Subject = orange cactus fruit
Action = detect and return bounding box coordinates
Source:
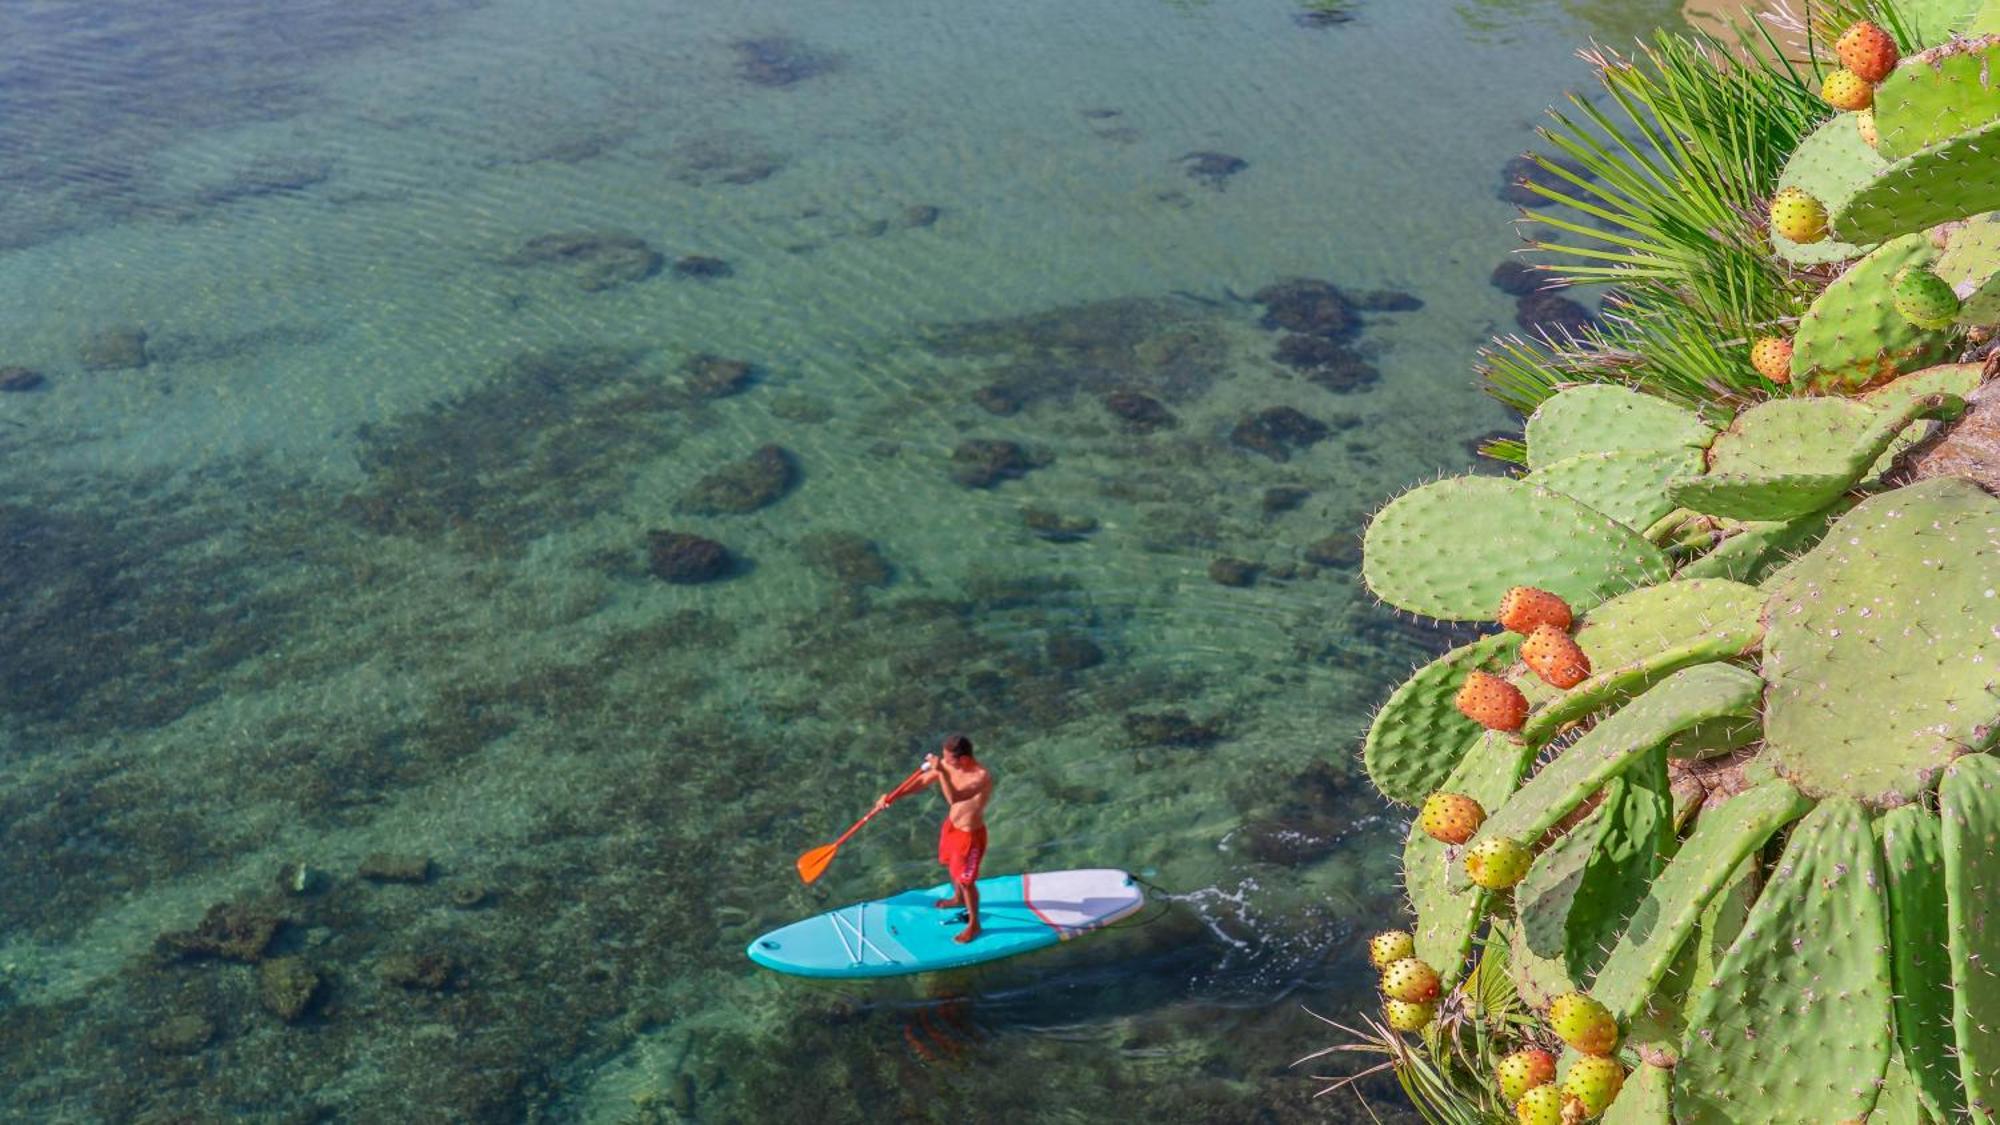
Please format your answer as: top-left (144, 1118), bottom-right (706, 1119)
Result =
top-left (1522, 625), bottom-right (1591, 689)
top-left (1836, 20), bottom-right (1898, 83)
top-left (1455, 671), bottom-right (1528, 731)
top-left (1749, 336), bottom-right (1793, 384)
top-left (1419, 791), bottom-right (1487, 845)
top-left (1497, 586), bottom-right (1573, 635)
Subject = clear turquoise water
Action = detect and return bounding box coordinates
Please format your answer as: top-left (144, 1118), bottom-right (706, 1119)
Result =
top-left (0, 0), bottom-right (1679, 1119)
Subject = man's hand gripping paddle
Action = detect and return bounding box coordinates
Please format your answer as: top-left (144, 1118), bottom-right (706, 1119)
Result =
top-left (795, 763), bottom-right (929, 884)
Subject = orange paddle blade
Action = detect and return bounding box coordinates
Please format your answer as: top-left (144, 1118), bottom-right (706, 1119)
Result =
top-left (796, 842), bottom-right (840, 884)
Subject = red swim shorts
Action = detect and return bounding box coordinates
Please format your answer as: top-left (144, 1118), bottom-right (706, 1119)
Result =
top-left (938, 821), bottom-right (987, 884)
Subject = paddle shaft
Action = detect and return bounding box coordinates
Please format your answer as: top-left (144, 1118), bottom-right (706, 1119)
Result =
top-left (829, 764), bottom-right (930, 848)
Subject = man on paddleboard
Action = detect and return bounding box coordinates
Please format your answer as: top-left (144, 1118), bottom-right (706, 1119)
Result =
top-left (875, 734), bottom-right (993, 943)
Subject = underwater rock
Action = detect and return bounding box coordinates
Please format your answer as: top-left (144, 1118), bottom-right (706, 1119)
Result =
top-left (1515, 292), bottom-right (1594, 338)
top-left (504, 232), bottom-right (662, 292)
top-left (1252, 278), bottom-right (1356, 338)
top-left (80, 326), bottom-right (148, 370)
top-left (972, 384), bottom-right (1022, 416)
top-left (647, 530), bottom-right (736, 584)
top-left (682, 353), bottom-right (755, 400)
top-left (257, 957), bottom-right (324, 1023)
top-left (1304, 533), bottom-right (1362, 570)
top-left (1262, 485), bottom-right (1311, 514)
top-left (733, 36), bottom-right (838, 87)
top-left (197, 156), bottom-right (334, 206)
top-left (358, 853), bottom-right (432, 884)
top-left (671, 255), bottom-right (732, 280)
top-left (925, 296), bottom-right (1227, 406)
top-left (678, 444), bottom-right (798, 515)
top-left (1239, 810), bottom-right (1345, 865)
top-left (1490, 259), bottom-right (1543, 296)
top-left (1293, 6), bottom-right (1356, 28)
top-left (449, 884), bottom-right (492, 910)
top-left (1044, 631), bottom-right (1104, 672)
top-left (1272, 335), bottom-right (1380, 392)
top-left (1123, 710), bottom-right (1223, 747)
top-left (1208, 557), bottom-right (1260, 587)
top-left (156, 902), bottom-right (285, 963)
top-left (1101, 390), bottom-right (1177, 432)
top-left (1230, 406), bottom-right (1331, 462)
top-left (1022, 508), bottom-right (1097, 542)
top-left (667, 132), bottom-right (786, 186)
top-left (950, 439), bottom-right (1046, 489)
top-left (1498, 154), bottom-right (1591, 207)
top-left (797, 531), bottom-right (892, 589)
top-left (0, 366), bottom-right (45, 392)
top-left (1348, 288), bottom-right (1422, 312)
top-left (145, 1014), bottom-right (216, 1055)
top-left (380, 950), bottom-right (460, 991)
top-left (1180, 151), bottom-right (1248, 189)
top-left (899, 204), bottom-right (942, 229)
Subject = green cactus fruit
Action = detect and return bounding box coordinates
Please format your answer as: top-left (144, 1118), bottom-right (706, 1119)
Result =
top-left (1496, 1048), bottom-right (1558, 1103)
top-left (1418, 791), bottom-right (1486, 844)
top-left (1935, 215), bottom-right (2000, 324)
top-left (1481, 664), bottom-right (1762, 853)
top-left (1464, 835), bottom-right (1532, 889)
top-left (1674, 799), bottom-right (1894, 1124)
top-left (1768, 186), bottom-right (1828, 243)
top-left (1833, 117), bottom-right (2000, 244)
top-left (1405, 731), bottom-right (1537, 984)
top-left (1878, 805), bottom-right (1960, 1119)
top-left (1760, 478), bottom-right (2000, 805)
top-left (1550, 992), bottom-right (1619, 1055)
top-left (1522, 384), bottom-right (1712, 471)
top-left (1379, 956), bottom-right (1441, 1003)
top-left (1382, 997), bottom-right (1434, 1032)
top-left (1367, 930), bottom-right (1415, 971)
top-left (1792, 233), bottom-right (1954, 390)
top-left (1512, 579), bottom-right (1766, 744)
top-left (1771, 113), bottom-right (1890, 265)
top-left (1666, 391), bottom-right (1962, 522)
top-left (1361, 476), bottom-right (1671, 621)
top-left (1525, 447), bottom-right (1703, 534)
top-left (1590, 780), bottom-right (1815, 1023)
top-left (1515, 1083), bottom-right (1565, 1125)
top-left (1821, 67), bottom-right (1875, 111)
top-left (1562, 1055), bottom-right (1626, 1116)
top-left (1364, 632), bottom-right (1520, 803)
top-left (1599, 1061), bottom-right (1672, 1125)
top-left (1870, 35), bottom-right (2000, 161)
top-left (1942, 754), bottom-right (2000, 1113)
top-left (1893, 265), bottom-right (1963, 328)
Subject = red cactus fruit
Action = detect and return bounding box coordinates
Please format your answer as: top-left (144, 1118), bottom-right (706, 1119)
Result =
top-left (1522, 624), bottom-right (1591, 689)
top-left (1497, 586), bottom-right (1573, 635)
top-left (1495, 1048), bottom-right (1558, 1103)
top-left (1379, 957), bottom-right (1442, 1003)
top-left (1836, 20), bottom-right (1898, 83)
top-left (1456, 671), bottom-right (1528, 731)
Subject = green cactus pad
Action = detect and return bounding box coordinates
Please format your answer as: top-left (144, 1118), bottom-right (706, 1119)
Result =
top-left (1942, 753), bottom-right (2000, 1115)
top-left (1666, 391), bottom-right (1963, 521)
top-left (1936, 216), bottom-right (2000, 324)
top-left (1791, 233), bottom-right (1955, 390)
top-left (1860, 360), bottom-right (1986, 416)
top-left (1477, 663), bottom-right (1763, 851)
top-left (1660, 713), bottom-right (1761, 758)
top-left (1880, 804), bottom-right (1964, 1119)
top-left (1591, 780), bottom-right (1815, 1023)
top-left (1364, 631), bottom-right (1521, 804)
top-left (1771, 111), bottom-right (1891, 265)
top-left (1404, 730), bottom-right (1537, 986)
top-left (1677, 504), bottom-right (1848, 585)
top-left (1674, 799), bottom-right (1895, 1125)
top-left (1361, 476), bottom-right (1672, 621)
top-left (1509, 803), bottom-right (1605, 1007)
top-left (1761, 478), bottom-right (2000, 805)
top-left (1874, 1049), bottom-right (1943, 1125)
top-left (1511, 757), bottom-right (1671, 1004)
top-left (1873, 36), bottom-right (2000, 162)
top-left (1601, 1061), bottom-right (1672, 1125)
top-left (1523, 384), bottom-right (1713, 471)
top-left (1515, 579), bottom-right (1766, 743)
top-left (1833, 117), bottom-right (2000, 246)
top-left (1901, 0), bottom-right (1998, 44)
top-left (1525, 447), bottom-right (1704, 532)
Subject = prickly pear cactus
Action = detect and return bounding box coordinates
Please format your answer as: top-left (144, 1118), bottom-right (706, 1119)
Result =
top-left (1870, 35), bottom-right (2000, 161)
top-left (1770, 111), bottom-right (1888, 265)
top-left (1790, 232), bottom-right (1956, 389)
top-left (1833, 117), bottom-right (2000, 243)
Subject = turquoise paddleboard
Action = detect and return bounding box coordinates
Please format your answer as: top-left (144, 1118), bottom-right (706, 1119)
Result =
top-left (748, 868), bottom-right (1146, 979)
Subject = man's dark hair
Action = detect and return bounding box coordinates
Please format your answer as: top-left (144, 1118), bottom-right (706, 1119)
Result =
top-left (942, 734), bottom-right (973, 758)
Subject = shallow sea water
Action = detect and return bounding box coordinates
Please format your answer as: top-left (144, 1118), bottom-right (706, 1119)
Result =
top-left (0, 0), bottom-right (1681, 1120)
